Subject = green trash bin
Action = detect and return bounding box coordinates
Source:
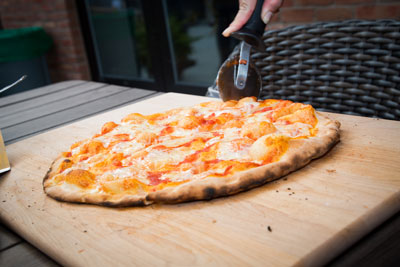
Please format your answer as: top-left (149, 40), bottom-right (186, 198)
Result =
top-left (0, 27), bottom-right (53, 97)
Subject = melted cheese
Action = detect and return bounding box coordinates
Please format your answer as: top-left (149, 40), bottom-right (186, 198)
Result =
top-left (53, 97), bottom-right (319, 193)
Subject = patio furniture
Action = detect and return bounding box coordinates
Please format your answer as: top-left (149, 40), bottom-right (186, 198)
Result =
top-left (254, 19), bottom-right (400, 120)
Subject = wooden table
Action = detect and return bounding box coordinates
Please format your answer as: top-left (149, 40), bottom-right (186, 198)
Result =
top-left (0, 81), bottom-right (399, 266)
top-left (0, 80), bottom-right (160, 266)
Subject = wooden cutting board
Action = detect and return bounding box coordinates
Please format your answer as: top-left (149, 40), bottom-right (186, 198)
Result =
top-left (1, 93), bottom-right (400, 266)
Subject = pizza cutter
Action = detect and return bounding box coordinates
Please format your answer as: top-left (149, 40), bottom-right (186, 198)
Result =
top-left (217, 0), bottom-right (266, 101)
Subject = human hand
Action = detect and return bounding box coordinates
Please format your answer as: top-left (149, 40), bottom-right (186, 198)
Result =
top-left (222, 0), bottom-right (283, 37)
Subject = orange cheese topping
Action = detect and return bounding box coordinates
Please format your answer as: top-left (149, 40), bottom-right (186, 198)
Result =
top-left (55, 97), bottom-right (319, 193)
top-left (57, 169), bottom-right (96, 188)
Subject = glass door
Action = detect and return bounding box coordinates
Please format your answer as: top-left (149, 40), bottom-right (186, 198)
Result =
top-left (78, 0), bottom-right (238, 95)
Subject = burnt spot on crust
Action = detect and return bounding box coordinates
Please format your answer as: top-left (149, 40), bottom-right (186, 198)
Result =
top-left (63, 159), bottom-right (72, 163)
top-left (280, 162), bottom-right (293, 172)
top-left (239, 178), bottom-right (264, 191)
top-left (314, 146), bottom-right (324, 157)
top-left (203, 187), bottom-right (217, 200)
top-left (102, 201), bottom-right (118, 207)
top-left (237, 171), bottom-right (277, 193)
top-left (101, 200), bottom-right (147, 207)
top-left (42, 160), bottom-right (56, 186)
top-left (218, 185), bottom-right (229, 196)
top-left (43, 168), bottom-right (52, 184)
top-left (291, 155), bottom-right (303, 169)
top-left (52, 195), bottom-right (65, 203)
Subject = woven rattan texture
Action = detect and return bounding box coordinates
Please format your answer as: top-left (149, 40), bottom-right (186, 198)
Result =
top-left (252, 19), bottom-right (400, 120)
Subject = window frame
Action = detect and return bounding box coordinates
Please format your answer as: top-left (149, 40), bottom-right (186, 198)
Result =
top-left (76, 0), bottom-right (208, 95)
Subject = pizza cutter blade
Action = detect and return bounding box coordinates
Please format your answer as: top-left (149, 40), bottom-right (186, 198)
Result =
top-left (217, 0), bottom-right (266, 101)
top-left (217, 43), bottom-right (262, 101)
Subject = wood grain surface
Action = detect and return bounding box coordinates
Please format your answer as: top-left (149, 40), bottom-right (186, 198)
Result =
top-left (1, 93), bottom-right (399, 267)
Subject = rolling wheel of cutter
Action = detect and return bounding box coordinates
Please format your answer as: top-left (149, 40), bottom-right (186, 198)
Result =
top-left (217, 53), bottom-right (262, 101)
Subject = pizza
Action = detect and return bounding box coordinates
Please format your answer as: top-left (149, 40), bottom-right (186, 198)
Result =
top-left (43, 97), bottom-right (340, 207)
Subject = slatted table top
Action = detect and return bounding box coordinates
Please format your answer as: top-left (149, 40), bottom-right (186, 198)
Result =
top-left (0, 80), bottom-right (399, 267)
top-left (0, 80), bottom-right (159, 266)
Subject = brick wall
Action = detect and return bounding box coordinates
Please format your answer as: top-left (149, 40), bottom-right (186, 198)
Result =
top-left (0, 0), bottom-right (90, 82)
top-left (269, 0), bottom-right (400, 29)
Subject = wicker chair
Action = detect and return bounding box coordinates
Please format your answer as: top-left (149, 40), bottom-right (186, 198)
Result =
top-left (253, 19), bottom-right (400, 120)
top-left (211, 19), bottom-right (400, 120)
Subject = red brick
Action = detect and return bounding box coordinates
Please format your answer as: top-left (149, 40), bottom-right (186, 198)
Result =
top-left (356, 5), bottom-right (400, 19)
top-left (280, 8), bottom-right (314, 22)
top-left (0, 0), bottom-right (90, 83)
top-left (60, 39), bottom-right (75, 47)
top-left (267, 22), bottom-right (293, 30)
top-left (336, 0), bottom-right (375, 4)
top-left (269, 12), bottom-right (280, 23)
top-left (47, 11), bottom-right (69, 21)
top-left (315, 7), bottom-right (354, 21)
top-left (67, 73), bottom-right (88, 80)
top-left (297, 0), bottom-right (333, 6)
top-left (56, 19), bottom-right (70, 28)
top-left (281, 0), bottom-right (294, 8)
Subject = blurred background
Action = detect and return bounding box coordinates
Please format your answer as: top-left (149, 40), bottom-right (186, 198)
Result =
top-left (0, 0), bottom-right (399, 96)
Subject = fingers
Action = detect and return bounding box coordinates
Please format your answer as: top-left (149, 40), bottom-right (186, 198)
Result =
top-left (222, 0), bottom-right (257, 37)
top-left (222, 0), bottom-right (284, 37)
top-left (261, 0), bottom-right (283, 25)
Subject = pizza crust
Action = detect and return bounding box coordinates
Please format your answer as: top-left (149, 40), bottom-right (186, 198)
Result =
top-left (43, 112), bottom-right (340, 207)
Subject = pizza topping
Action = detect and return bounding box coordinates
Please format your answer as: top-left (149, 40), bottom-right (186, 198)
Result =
top-left (80, 140), bottom-right (105, 155)
top-left (249, 135), bottom-right (289, 162)
top-left (147, 172), bottom-right (167, 186)
top-left (51, 98), bottom-right (321, 194)
top-left (101, 121), bottom-right (118, 135)
top-left (57, 159), bottom-right (73, 173)
top-left (241, 121), bottom-right (276, 140)
top-left (277, 105), bottom-right (317, 127)
top-left (64, 169), bottom-right (96, 188)
top-left (121, 112), bottom-right (146, 123)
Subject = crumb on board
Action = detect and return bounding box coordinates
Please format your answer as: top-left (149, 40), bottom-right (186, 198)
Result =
top-left (267, 226), bottom-right (272, 232)
top-left (326, 169), bottom-right (336, 173)
top-left (212, 219), bottom-right (217, 223)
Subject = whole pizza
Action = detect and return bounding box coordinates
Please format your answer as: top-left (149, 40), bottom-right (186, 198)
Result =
top-left (43, 97), bottom-right (340, 206)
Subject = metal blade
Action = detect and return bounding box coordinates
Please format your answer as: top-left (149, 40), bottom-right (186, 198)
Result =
top-left (234, 42), bottom-right (251, 90)
top-left (216, 52), bottom-right (262, 101)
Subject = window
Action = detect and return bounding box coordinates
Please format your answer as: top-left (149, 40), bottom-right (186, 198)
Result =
top-left (78, 0), bottom-right (238, 95)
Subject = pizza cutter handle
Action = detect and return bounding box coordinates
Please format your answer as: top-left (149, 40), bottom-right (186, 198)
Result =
top-left (230, 0), bottom-right (266, 52)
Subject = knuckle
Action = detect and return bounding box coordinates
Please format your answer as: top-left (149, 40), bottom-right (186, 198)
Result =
top-left (239, 0), bottom-right (250, 11)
